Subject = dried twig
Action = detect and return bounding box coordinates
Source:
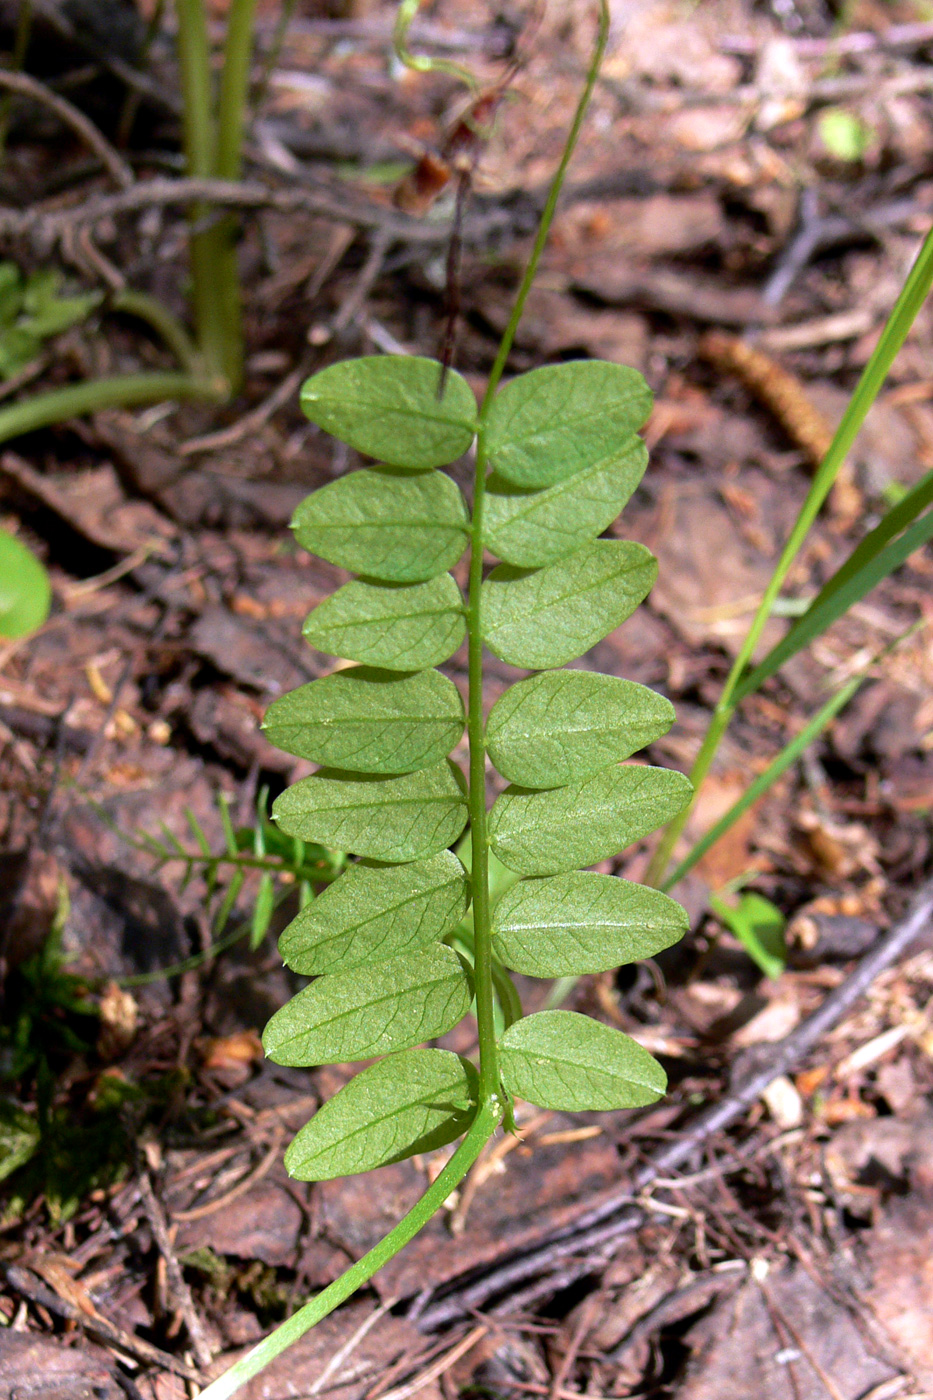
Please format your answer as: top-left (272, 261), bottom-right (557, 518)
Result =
top-left (0, 69), bottom-right (132, 189)
top-left (415, 878), bottom-right (933, 1329)
top-left (137, 1171), bottom-right (214, 1370)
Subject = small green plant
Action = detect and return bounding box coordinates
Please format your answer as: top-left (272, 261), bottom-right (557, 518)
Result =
top-left (0, 261), bottom-right (101, 377)
top-left (200, 6), bottom-right (692, 1396)
top-left (0, 526), bottom-right (51, 637)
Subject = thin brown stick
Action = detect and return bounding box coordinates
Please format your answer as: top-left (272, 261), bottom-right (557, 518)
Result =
top-left (0, 68), bottom-right (132, 188)
top-left (137, 1171), bottom-right (214, 1369)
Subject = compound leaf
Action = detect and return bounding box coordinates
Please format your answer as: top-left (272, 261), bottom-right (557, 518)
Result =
top-left (485, 361), bottom-right (652, 489)
top-left (300, 355), bottom-right (477, 469)
top-left (284, 1048), bottom-right (477, 1181)
top-left (263, 667), bottom-right (465, 775)
top-left (498, 1010), bottom-right (666, 1111)
top-left (488, 765), bottom-right (692, 876)
top-left (491, 873), bottom-right (688, 977)
top-left (292, 467), bottom-right (469, 583)
top-left (279, 849), bottom-right (470, 975)
top-left (484, 439), bottom-right (647, 568)
top-left (273, 761), bottom-right (468, 863)
top-left (303, 574), bottom-right (465, 671)
top-left (482, 541), bottom-right (656, 670)
top-left (486, 671), bottom-right (674, 788)
top-left (262, 944), bottom-right (472, 1066)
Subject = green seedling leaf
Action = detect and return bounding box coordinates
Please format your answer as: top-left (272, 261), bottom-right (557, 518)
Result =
top-left (818, 108), bottom-right (871, 162)
top-left (263, 944), bottom-right (472, 1066)
top-left (489, 765), bottom-right (692, 876)
top-left (291, 467), bottom-right (469, 583)
top-left (498, 1010), bottom-right (666, 1111)
top-left (485, 361), bottom-right (652, 489)
top-left (484, 439), bottom-right (647, 567)
top-left (0, 1099), bottom-right (41, 1184)
top-left (492, 873), bottom-right (688, 977)
top-left (250, 872), bottom-right (276, 950)
top-left (284, 1049), bottom-right (477, 1181)
top-left (486, 670), bottom-right (674, 788)
top-left (483, 541), bottom-right (656, 670)
top-left (303, 574), bottom-right (465, 671)
top-left (0, 529), bottom-right (51, 638)
top-left (273, 761), bottom-right (468, 864)
top-left (709, 890), bottom-right (787, 980)
top-left (300, 355), bottom-right (477, 469)
top-left (279, 849), bottom-right (470, 974)
top-left (263, 667), bottom-right (465, 775)
top-left (0, 263), bottom-right (24, 325)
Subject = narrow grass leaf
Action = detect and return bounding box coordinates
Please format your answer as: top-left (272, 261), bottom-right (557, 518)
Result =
top-left (300, 355), bottom-right (477, 469)
top-left (291, 467), bottom-right (469, 583)
top-left (486, 670), bottom-right (673, 788)
top-left (489, 765), bottom-right (692, 876)
top-left (498, 1010), bottom-right (666, 1110)
top-left (279, 850), bottom-right (470, 974)
top-left (735, 501), bottom-right (933, 702)
top-left (250, 872), bottom-right (275, 950)
top-left (485, 361), bottom-right (652, 489)
top-left (284, 1049), bottom-right (477, 1181)
top-left (273, 761), bottom-right (468, 863)
top-left (483, 541), bottom-right (657, 670)
top-left (262, 944), bottom-right (472, 1066)
top-left (303, 574), bottom-right (465, 671)
top-left (492, 873), bottom-right (688, 977)
top-left (484, 439), bottom-right (647, 567)
top-left (263, 667), bottom-right (465, 775)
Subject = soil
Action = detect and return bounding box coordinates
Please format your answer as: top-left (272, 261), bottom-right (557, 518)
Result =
top-left (0, 1), bottom-right (932, 1397)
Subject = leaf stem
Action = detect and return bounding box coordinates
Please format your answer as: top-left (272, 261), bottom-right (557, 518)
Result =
top-left (645, 217), bottom-right (933, 888)
top-left (195, 1099), bottom-right (502, 1400)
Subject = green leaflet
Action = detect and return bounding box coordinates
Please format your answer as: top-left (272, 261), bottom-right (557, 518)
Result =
top-left (284, 1049), bottom-right (478, 1181)
top-left (263, 667), bottom-right (465, 775)
top-left (486, 671), bottom-right (674, 789)
top-left (300, 355), bottom-right (477, 470)
top-left (482, 541), bottom-right (657, 670)
top-left (273, 761), bottom-right (468, 863)
top-left (291, 467), bottom-right (469, 583)
top-left (488, 765), bottom-right (692, 876)
top-left (498, 1010), bottom-right (667, 1111)
top-left (303, 574), bottom-right (465, 671)
top-left (263, 944), bottom-right (472, 1066)
top-left (491, 873), bottom-right (688, 977)
top-left (484, 439), bottom-right (647, 568)
top-left (279, 850), bottom-right (470, 975)
top-left (485, 361), bottom-right (652, 489)
top-left (0, 529), bottom-right (52, 639)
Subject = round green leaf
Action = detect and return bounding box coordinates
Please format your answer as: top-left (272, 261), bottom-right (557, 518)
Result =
top-left (484, 438), bottom-right (647, 568)
top-left (284, 1049), bottom-right (478, 1181)
top-left (0, 529), bottom-right (51, 638)
top-left (279, 850), bottom-right (470, 974)
top-left (499, 1010), bottom-right (667, 1111)
top-left (488, 764), bottom-right (692, 876)
top-left (491, 873), bottom-right (688, 977)
top-left (273, 760), bottom-right (468, 863)
top-left (482, 541), bottom-right (656, 670)
top-left (486, 670), bottom-right (674, 788)
top-left (303, 574), bottom-right (465, 671)
top-left (262, 944), bottom-right (472, 1066)
top-left (263, 667), bottom-right (465, 775)
top-left (300, 355), bottom-right (477, 469)
top-left (485, 361), bottom-right (652, 489)
top-left (291, 467), bottom-right (469, 583)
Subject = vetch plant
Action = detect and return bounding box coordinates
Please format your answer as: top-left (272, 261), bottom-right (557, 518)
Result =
top-left (199, 5), bottom-right (692, 1396)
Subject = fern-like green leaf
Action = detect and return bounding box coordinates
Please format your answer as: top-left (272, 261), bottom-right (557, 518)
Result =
top-left (284, 1049), bottom-right (478, 1181)
top-left (291, 467), bottom-right (469, 582)
top-left (279, 850), bottom-right (470, 975)
top-left (486, 670), bottom-right (673, 788)
top-left (262, 944), bottom-right (472, 1066)
top-left (263, 667), bottom-right (465, 774)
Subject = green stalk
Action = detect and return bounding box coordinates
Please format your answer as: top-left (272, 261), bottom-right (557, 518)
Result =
top-left (0, 371), bottom-right (220, 446)
top-left (645, 219), bottom-right (933, 888)
top-left (466, 427), bottom-right (499, 1102)
top-left (111, 288), bottom-right (203, 375)
top-left (196, 1099), bottom-right (502, 1400)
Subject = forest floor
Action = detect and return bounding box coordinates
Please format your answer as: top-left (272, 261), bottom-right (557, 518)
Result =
top-left (1, 0), bottom-right (933, 1396)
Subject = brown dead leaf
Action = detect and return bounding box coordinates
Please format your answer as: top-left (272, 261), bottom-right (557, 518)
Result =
top-left (200, 1030), bottom-right (264, 1072)
top-left (97, 981), bottom-right (138, 1060)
